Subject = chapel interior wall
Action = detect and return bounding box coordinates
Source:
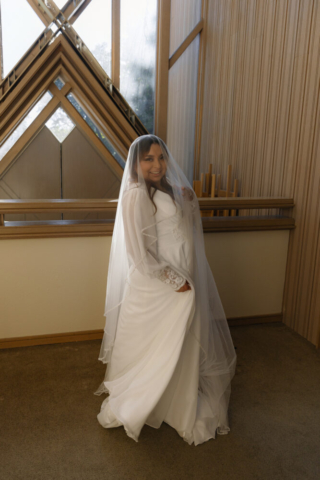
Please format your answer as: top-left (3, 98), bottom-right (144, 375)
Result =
top-left (0, 230), bottom-right (289, 341)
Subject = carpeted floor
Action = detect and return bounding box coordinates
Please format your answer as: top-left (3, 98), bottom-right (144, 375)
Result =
top-left (0, 323), bottom-right (319, 480)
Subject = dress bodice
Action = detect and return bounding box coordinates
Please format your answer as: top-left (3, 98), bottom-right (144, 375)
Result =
top-left (154, 190), bottom-right (187, 240)
top-left (153, 189), bottom-right (193, 277)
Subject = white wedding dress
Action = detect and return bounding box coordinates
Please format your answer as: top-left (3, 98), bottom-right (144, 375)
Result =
top-left (97, 188), bottom-right (230, 445)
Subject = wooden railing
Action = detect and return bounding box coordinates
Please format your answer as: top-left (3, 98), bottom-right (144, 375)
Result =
top-left (0, 197), bottom-right (295, 239)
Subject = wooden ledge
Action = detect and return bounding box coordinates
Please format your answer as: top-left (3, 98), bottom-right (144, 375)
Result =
top-left (0, 196), bottom-right (294, 214)
top-left (0, 216), bottom-right (295, 239)
top-left (202, 216), bottom-right (295, 232)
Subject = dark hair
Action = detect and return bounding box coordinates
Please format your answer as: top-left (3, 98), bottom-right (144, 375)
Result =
top-left (130, 135), bottom-right (175, 214)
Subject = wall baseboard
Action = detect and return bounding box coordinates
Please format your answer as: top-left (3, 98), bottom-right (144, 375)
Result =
top-left (0, 329), bottom-right (104, 349)
top-left (228, 313), bottom-right (282, 327)
top-left (0, 313), bottom-right (282, 349)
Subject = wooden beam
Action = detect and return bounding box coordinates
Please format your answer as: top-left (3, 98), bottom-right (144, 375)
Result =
top-left (57, 30), bottom-right (147, 135)
top-left (57, 45), bottom-right (137, 148)
top-left (0, 35), bottom-right (138, 152)
top-left (26, 0), bottom-right (50, 26)
top-left (62, 0), bottom-right (93, 24)
top-left (154, 0), bottom-right (171, 141)
top-left (59, 63), bottom-right (131, 160)
top-left (0, 28), bottom-right (56, 99)
top-left (1, 27), bottom-right (147, 137)
top-left (169, 19), bottom-right (204, 70)
top-left (58, 59), bottom-right (132, 155)
top-left (28, 0), bottom-right (93, 26)
top-left (0, 32), bottom-right (156, 182)
top-left (112, 0), bottom-right (120, 90)
top-left (49, 82), bottom-right (123, 179)
top-left (50, 81), bottom-right (72, 97)
top-left (1, 63), bottom-right (62, 143)
top-left (0, 2), bottom-right (3, 81)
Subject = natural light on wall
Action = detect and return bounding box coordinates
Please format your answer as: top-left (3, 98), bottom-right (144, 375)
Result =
top-left (1, 0), bottom-right (45, 78)
top-left (0, 92), bottom-right (53, 162)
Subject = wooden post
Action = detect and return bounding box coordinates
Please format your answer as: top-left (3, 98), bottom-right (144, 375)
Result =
top-left (211, 173), bottom-right (216, 197)
top-left (154, 0), bottom-right (171, 141)
top-left (205, 172), bottom-right (210, 195)
top-left (0, 2), bottom-right (3, 82)
top-left (211, 173), bottom-right (216, 216)
top-left (200, 172), bottom-right (205, 197)
top-left (112, 0), bottom-right (120, 90)
top-left (224, 165), bottom-right (232, 216)
top-left (193, 180), bottom-right (202, 198)
top-left (231, 178), bottom-right (239, 216)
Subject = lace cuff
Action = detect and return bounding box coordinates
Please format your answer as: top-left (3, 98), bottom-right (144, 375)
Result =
top-left (154, 266), bottom-right (186, 291)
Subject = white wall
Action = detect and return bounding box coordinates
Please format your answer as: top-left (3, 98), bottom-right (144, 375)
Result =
top-left (0, 230), bottom-right (289, 339)
top-left (204, 230), bottom-right (289, 318)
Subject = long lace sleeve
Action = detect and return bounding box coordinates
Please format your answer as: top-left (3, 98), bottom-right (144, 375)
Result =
top-left (122, 187), bottom-right (187, 291)
top-left (153, 266), bottom-right (186, 291)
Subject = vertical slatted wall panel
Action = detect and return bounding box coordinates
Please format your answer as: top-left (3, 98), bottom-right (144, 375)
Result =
top-left (283, 1), bottom-right (320, 341)
top-left (200, 0), bottom-right (320, 345)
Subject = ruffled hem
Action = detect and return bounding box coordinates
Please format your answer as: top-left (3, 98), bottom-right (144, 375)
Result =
top-left (97, 396), bottom-right (140, 442)
top-left (97, 395), bottom-right (231, 446)
top-left (96, 383), bottom-right (231, 446)
top-left (178, 422), bottom-right (230, 446)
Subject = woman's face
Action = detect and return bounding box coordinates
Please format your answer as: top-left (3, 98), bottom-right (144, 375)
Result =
top-left (139, 143), bottom-right (167, 186)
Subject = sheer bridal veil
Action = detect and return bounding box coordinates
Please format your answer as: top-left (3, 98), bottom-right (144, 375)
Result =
top-left (97, 134), bottom-right (236, 414)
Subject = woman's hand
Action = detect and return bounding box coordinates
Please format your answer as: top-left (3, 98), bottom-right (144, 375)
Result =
top-left (181, 187), bottom-right (194, 201)
top-left (176, 281), bottom-right (191, 293)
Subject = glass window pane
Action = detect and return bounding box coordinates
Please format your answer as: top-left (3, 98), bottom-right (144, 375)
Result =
top-left (73, 0), bottom-right (112, 77)
top-left (67, 93), bottom-right (125, 168)
top-left (1, 0), bottom-right (45, 78)
top-left (120, 0), bottom-right (157, 133)
top-left (0, 92), bottom-right (53, 162)
top-left (169, 0), bottom-right (201, 55)
top-left (54, 77), bottom-right (65, 90)
top-left (45, 108), bottom-right (75, 143)
top-left (167, 37), bottom-right (199, 183)
top-left (54, 0), bottom-right (68, 8)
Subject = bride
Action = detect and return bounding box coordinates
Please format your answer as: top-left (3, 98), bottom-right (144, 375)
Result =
top-left (95, 134), bottom-right (237, 445)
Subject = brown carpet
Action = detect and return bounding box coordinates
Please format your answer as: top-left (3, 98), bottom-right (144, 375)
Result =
top-left (0, 323), bottom-right (319, 480)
